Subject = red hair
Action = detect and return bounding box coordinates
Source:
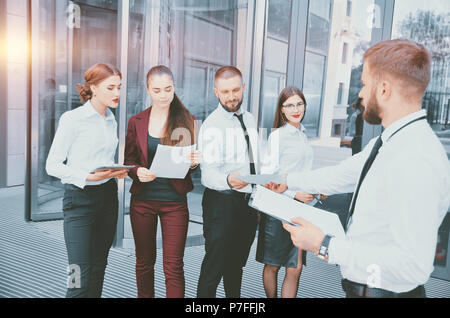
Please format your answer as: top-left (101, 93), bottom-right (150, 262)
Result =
top-left (76, 63), bottom-right (122, 103)
top-left (364, 40), bottom-right (431, 98)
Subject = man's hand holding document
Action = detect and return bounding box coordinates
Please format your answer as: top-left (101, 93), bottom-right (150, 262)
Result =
top-left (249, 185), bottom-right (345, 239)
top-left (236, 174), bottom-right (285, 185)
top-left (149, 144), bottom-right (197, 179)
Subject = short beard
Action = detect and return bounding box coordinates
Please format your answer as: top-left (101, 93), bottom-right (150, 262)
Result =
top-left (220, 98), bottom-right (243, 113)
top-left (362, 91), bottom-right (382, 125)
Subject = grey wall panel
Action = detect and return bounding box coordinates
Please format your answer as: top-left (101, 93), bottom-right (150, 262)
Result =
top-left (0, 0), bottom-right (7, 187)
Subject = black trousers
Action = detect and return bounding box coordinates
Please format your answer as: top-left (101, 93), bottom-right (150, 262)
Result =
top-left (341, 279), bottom-right (426, 298)
top-left (197, 188), bottom-right (258, 298)
top-left (63, 179), bottom-right (118, 298)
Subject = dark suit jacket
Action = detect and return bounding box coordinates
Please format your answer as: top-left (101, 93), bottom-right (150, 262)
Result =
top-left (124, 106), bottom-right (196, 195)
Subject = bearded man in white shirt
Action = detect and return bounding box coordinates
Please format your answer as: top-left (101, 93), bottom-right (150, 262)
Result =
top-left (269, 39), bottom-right (450, 298)
top-left (196, 66), bottom-right (259, 298)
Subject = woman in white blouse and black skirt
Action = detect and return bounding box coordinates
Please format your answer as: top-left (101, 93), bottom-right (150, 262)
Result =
top-left (46, 63), bottom-right (128, 298)
top-left (256, 86), bottom-right (322, 298)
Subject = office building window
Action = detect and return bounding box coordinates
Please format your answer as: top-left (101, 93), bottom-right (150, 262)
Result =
top-left (302, 0), bottom-right (332, 138)
top-left (346, 0), bottom-right (352, 17)
top-left (342, 42), bottom-right (348, 64)
top-left (338, 82), bottom-right (344, 104)
top-left (259, 0), bottom-right (292, 130)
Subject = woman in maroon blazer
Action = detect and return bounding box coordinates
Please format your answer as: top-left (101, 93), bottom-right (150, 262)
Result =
top-left (124, 65), bottom-right (200, 298)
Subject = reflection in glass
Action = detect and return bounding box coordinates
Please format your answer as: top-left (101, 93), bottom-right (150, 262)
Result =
top-left (159, 0), bottom-right (248, 122)
top-left (123, 0), bottom-right (250, 226)
top-left (302, 52), bottom-right (326, 137)
top-left (434, 213), bottom-right (449, 268)
top-left (302, 0), bottom-right (331, 138)
top-left (36, 0), bottom-right (120, 218)
top-left (259, 0), bottom-right (292, 130)
top-left (392, 0), bottom-right (450, 134)
top-left (343, 0), bottom-right (375, 151)
top-left (307, 0), bottom-right (331, 54)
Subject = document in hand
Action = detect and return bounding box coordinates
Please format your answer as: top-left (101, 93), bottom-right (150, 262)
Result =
top-left (237, 174), bottom-right (285, 185)
top-left (149, 144), bottom-right (196, 179)
top-left (249, 185), bottom-right (345, 239)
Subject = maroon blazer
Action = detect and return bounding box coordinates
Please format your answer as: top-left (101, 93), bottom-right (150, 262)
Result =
top-left (124, 106), bottom-right (196, 196)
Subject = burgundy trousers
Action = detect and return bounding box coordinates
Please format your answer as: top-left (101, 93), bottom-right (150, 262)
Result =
top-left (130, 199), bottom-right (189, 298)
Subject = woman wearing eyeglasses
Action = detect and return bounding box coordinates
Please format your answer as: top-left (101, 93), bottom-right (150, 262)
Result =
top-left (257, 86), bottom-right (322, 298)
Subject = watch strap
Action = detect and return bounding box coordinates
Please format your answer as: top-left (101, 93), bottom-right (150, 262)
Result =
top-left (318, 234), bottom-right (333, 259)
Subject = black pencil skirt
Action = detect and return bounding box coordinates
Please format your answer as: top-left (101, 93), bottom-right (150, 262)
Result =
top-left (256, 213), bottom-right (307, 268)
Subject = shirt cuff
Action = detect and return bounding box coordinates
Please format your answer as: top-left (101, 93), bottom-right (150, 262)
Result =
top-left (284, 190), bottom-right (296, 199)
top-left (226, 174), bottom-right (233, 189)
top-left (327, 237), bottom-right (351, 266)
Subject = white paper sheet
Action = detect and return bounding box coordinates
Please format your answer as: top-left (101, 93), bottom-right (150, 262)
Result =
top-left (249, 185), bottom-right (345, 239)
top-left (149, 144), bottom-right (196, 179)
top-left (237, 174), bottom-right (285, 185)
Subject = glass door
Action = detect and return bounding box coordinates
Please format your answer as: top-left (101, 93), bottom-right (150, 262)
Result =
top-left (29, 0), bottom-right (122, 221)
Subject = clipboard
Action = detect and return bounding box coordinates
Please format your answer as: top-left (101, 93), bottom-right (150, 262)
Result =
top-left (249, 185), bottom-right (345, 238)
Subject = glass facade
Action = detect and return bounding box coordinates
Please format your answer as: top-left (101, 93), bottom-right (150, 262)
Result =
top-left (32, 0), bottom-right (122, 220)
top-left (258, 0), bottom-right (292, 130)
top-left (344, 0), bottom-right (376, 145)
top-left (302, 0), bottom-right (332, 138)
top-left (391, 0), bottom-right (450, 133)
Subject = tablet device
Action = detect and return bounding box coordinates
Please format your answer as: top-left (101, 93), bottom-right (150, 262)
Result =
top-left (90, 165), bottom-right (134, 173)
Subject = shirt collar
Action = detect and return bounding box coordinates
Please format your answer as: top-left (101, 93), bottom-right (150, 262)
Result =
top-left (216, 103), bottom-right (246, 120)
top-left (381, 109), bottom-right (426, 143)
top-left (283, 122), bottom-right (306, 135)
top-left (82, 100), bottom-right (115, 121)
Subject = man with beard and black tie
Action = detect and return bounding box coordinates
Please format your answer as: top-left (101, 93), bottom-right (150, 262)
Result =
top-left (196, 66), bottom-right (259, 298)
top-left (268, 40), bottom-right (450, 298)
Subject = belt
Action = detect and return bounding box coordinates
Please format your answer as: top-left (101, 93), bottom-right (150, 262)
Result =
top-left (208, 188), bottom-right (252, 202)
top-left (341, 279), bottom-right (425, 298)
top-left (64, 178), bottom-right (116, 191)
top-left (232, 191), bottom-right (252, 202)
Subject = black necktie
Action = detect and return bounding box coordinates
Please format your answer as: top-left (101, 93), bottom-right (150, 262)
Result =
top-left (345, 136), bottom-right (383, 231)
top-left (344, 115), bottom-right (426, 231)
top-left (234, 113), bottom-right (256, 175)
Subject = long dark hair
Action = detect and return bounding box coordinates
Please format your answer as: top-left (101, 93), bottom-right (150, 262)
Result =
top-left (146, 65), bottom-right (196, 147)
top-left (272, 86), bottom-right (307, 129)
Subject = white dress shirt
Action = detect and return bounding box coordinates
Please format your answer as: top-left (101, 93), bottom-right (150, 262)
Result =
top-left (46, 101), bottom-right (119, 189)
top-left (261, 123), bottom-right (314, 199)
top-left (287, 109), bottom-right (450, 293)
top-left (199, 104), bottom-right (260, 193)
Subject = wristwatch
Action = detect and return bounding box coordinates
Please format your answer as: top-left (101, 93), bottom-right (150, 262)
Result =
top-left (317, 234), bottom-right (334, 260)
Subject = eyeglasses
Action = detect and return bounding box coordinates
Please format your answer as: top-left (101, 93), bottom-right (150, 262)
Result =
top-left (282, 102), bottom-right (305, 111)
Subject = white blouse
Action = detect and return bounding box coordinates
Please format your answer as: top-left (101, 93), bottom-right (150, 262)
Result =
top-left (262, 123), bottom-right (314, 199)
top-left (46, 101), bottom-right (118, 189)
